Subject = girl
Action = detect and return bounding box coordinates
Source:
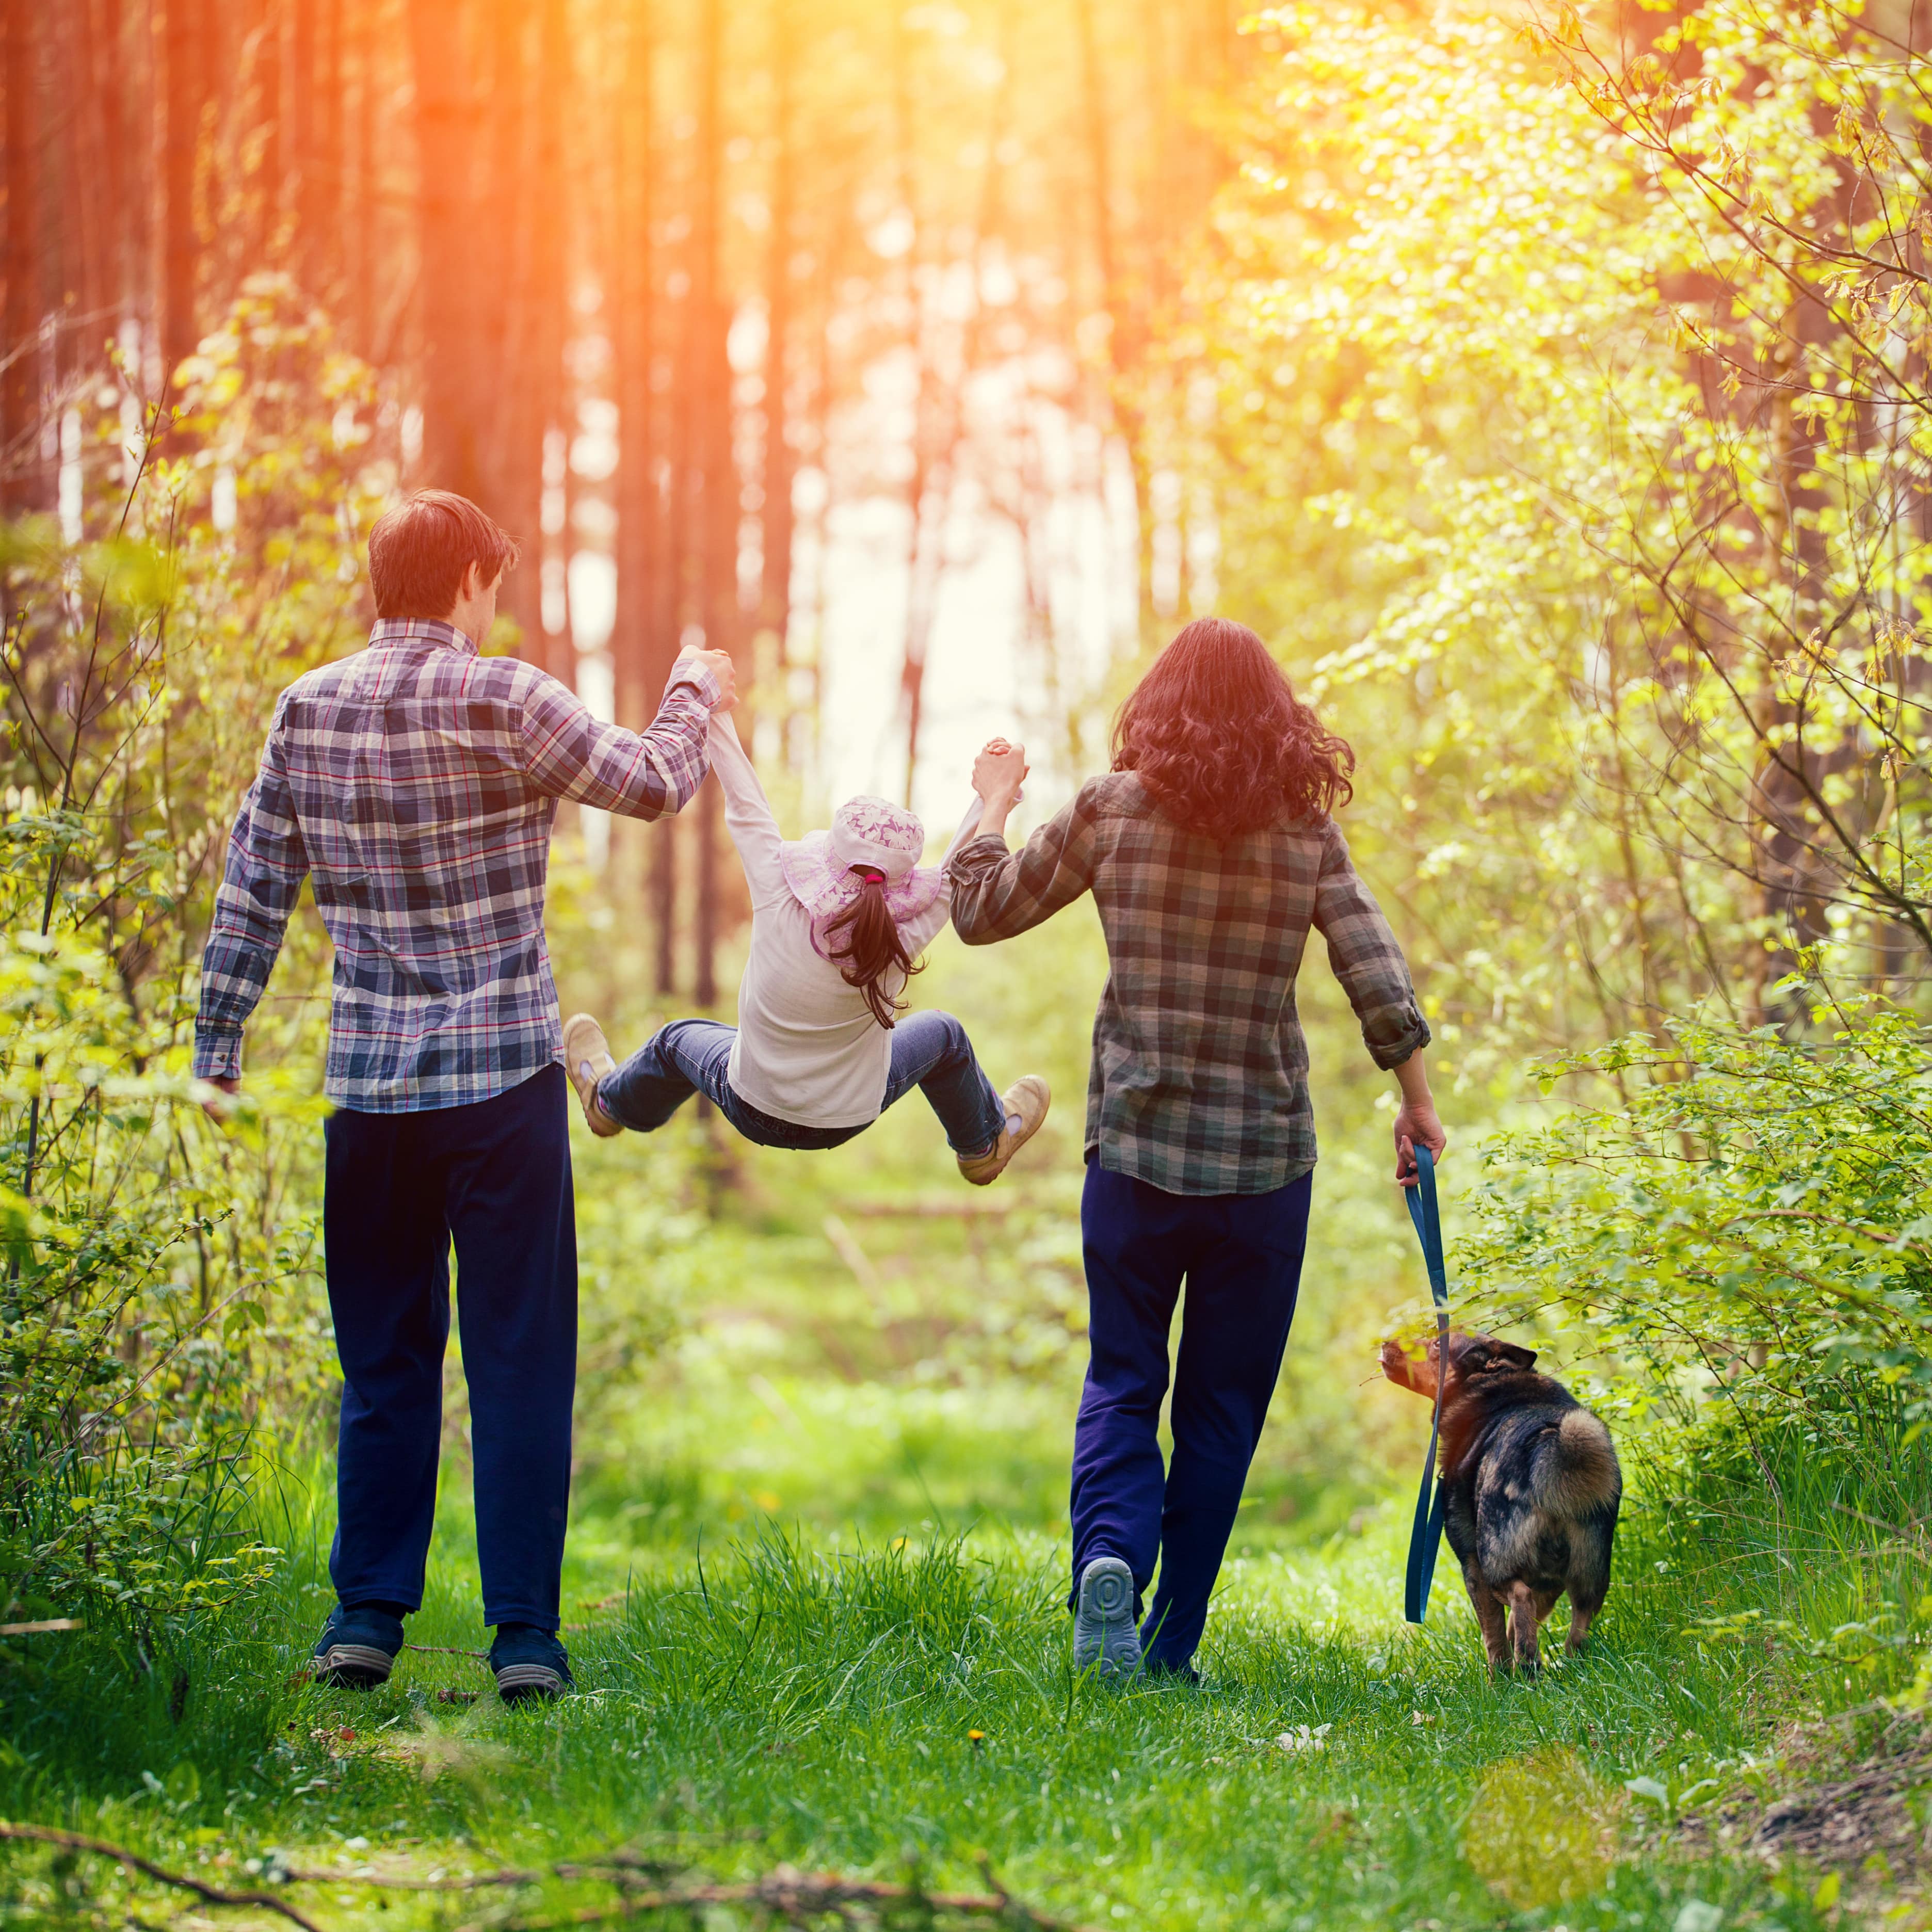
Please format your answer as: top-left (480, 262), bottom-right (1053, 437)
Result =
top-left (949, 617), bottom-right (1447, 1681)
top-left (562, 713), bottom-right (1049, 1183)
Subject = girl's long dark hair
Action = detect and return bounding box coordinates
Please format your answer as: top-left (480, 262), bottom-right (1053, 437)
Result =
top-left (1111, 617), bottom-right (1355, 841)
top-left (822, 872), bottom-right (921, 1029)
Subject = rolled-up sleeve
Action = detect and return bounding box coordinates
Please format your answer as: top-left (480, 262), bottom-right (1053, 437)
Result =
top-left (1313, 820), bottom-right (1430, 1069)
top-left (194, 701), bottom-right (310, 1081)
top-left (519, 660), bottom-right (719, 819)
top-left (946, 785), bottom-right (1102, 944)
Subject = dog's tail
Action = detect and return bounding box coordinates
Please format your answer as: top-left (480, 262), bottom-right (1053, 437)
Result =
top-left (1530, 1408), bottom-right (1621, 1518)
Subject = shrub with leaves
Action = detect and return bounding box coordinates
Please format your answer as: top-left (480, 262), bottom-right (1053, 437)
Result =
top-left (1455, 995), bottom-right (1932, 1464)
top-left (0, 280), bottom-right (388, 1653)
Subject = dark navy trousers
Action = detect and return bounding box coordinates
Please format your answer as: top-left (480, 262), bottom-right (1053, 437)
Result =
top-left (1071, 1161), bottom-right (1312, 1670)
top-left (322, 1064), bottom-right (576, 1633)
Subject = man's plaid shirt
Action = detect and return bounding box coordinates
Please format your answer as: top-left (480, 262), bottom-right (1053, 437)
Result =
top-left (194, 618), bottom-right (719, 1113)
top-left (948, 771), bottom-right (1430, 1196)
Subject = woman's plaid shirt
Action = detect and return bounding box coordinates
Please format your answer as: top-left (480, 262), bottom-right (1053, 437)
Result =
top-left (948, 772), bottom-right (1430, 1196)
top-left (193, 619), bottom-right (719, 1113)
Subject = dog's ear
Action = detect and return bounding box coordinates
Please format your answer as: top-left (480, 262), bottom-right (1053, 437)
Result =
top-left (1484, 1341), bottom-right (1538, 1373)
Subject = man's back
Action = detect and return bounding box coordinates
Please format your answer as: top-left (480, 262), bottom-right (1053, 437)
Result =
top-left (195, 617), bottom-right (717, 1112)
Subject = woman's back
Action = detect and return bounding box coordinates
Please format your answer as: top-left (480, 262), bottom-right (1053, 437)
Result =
top-left (949, 768), bottom-right (1427, 1195)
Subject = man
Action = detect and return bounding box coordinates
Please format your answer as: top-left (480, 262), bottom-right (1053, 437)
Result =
top-left (195, 489), bottom-right (733, 1702)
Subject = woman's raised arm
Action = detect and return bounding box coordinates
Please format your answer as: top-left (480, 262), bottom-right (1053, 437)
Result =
top-left (947, 767), bottom-right (1102, 945)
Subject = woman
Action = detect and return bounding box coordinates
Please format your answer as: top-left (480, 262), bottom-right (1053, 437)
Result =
top-left (950, 618), bottom-right (1446, 1681)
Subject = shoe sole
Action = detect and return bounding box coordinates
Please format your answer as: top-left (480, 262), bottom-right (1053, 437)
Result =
top-left (309, 1643), bottom-right (393, 1689)
top-left (959, 1077), bottom-right (1050, 1186)
top-left (1073, 1557), bottom-right (1141, 1678)
top-left (495, 1662), bottom-right (568, 1702)
top-left (562, 1015), bottom-right (624, 1139)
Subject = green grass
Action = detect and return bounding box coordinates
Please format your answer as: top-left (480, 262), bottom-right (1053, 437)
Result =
top-left (2, 1449), bottom-right (1918, 1931)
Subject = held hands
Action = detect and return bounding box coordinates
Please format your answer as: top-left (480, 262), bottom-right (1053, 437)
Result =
top-left (675, 644), bottom-right (738, 713)
top-left (973, 737), bottom-right (1028, 808)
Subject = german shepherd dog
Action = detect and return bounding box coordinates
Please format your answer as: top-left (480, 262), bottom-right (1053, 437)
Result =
top-left (1380, 1331), bottom-right (1621, 1675)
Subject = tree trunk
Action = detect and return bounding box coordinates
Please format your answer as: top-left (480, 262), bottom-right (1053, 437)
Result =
top-left (349, 0), bottom-right (378, 355)
top-left (288, 0), bottom-right (317, 286)
top-left (84, 0), bottom-right (131, 335)
top-left (54, 3), bottom-right (100, 383)
top-left (156, 0), bottom-right (205, 381)
top-left (691, 0), bottom-right (730, 1008)
top-left (616, 0), bottom-right (659, 726)
top-left (758, 0), bottom-right (796, 661)
top-left (484, 0), bottom-right (537, 648)
top-left (244, 0), bottom-right (282, 273)
top-left (1074, 0), bottom-right (1153, 646)
top-left (658, 106), bottom-right (695, 1000)
top-left (314, 0), bottom-right (344, 304)
top-left (0, 0), bottom-right (38, 514)
top-left (405, 0), bottom-right (485, 497)
top-left (531, 0), bottom-right (569, 679)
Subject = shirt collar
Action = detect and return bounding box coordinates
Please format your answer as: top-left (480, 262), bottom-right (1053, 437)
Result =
top-left (367, 617), bottom-right (479, 658)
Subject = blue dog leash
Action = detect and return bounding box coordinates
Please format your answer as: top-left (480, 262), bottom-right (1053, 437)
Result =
top-left (1402, 1144), bottom-right (1450, 1625)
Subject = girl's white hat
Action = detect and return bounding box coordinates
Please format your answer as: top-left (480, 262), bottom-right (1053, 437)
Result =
top-left (780, 794), bottom-right (946, 927)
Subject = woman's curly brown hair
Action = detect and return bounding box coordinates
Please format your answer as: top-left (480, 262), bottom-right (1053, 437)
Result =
top-left (1111, 618), bottom-right (1355, 841)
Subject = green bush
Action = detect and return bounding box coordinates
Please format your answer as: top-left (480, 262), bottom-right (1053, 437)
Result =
top-left (1456, 993), bottom-right (1932, 1454)
top-left (0, 280), bottom-right (380, 1655)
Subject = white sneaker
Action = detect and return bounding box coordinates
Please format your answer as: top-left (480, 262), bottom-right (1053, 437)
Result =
top-left (562, 1012), bottom-right (624, 1138)
top-left (1072, 1556), bottom-right (1142, 1678)
top-left (958, 1075), bottom-right (1050, 1186)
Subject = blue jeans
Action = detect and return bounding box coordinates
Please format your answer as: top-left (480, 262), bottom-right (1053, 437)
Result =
top-left (1070, 1159), bottom-right (1312, 1671)
top-left (323, 1065), bottom-right (576, 1633)
top-left (598, 1009), bottom-right (1007, 1156)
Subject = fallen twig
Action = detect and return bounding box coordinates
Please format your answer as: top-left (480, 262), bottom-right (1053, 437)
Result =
top-left (0, 1618), bottom-right (81, 1635)
top-left (453, 1862), bottom-right (1103, 1931)
top-left (403, 1642), bottom-right (490, 1659)
top-left (284, 1862), bottom-right (545, 1890)
top-left (0, 1821), bottom-right (328, 1932)
top-left (281, 1857), bottom-right (681, 1892)
top-left (1829, 1499), bottom-right (1929, 1539)
top-left (1, 1822), bottom-right (1100, 1931)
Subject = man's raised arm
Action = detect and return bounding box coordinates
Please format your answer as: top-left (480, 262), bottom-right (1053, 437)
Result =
top-left (519, 646), bottom-right (736, 819)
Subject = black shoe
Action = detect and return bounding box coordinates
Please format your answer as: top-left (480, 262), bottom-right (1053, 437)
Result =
top-left (489, 1623), bottom-right (573, 1703)
top-left (309, 1604), bottom-right (404, 1689)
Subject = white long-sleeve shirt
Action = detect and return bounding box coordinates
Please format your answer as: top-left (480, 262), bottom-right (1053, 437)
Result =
top-left (710, 715), bottom-right (983, 1128)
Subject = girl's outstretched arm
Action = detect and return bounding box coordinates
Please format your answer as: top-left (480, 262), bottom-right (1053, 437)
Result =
top-left (706, 712), bottom-right (789, 909)
top-left (904, 742), bottom-right (1018, 953)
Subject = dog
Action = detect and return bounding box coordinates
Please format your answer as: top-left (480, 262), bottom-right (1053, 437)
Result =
top-left (1380, 1330), bottom-right (1620, 1675)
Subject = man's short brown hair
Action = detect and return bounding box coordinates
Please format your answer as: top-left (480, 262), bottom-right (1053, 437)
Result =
top-left (367, 490), bottom-right (521, 620)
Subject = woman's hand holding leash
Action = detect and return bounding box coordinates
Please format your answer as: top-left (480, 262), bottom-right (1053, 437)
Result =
top-left (1392, 1048), bottom-right (1447, 1188)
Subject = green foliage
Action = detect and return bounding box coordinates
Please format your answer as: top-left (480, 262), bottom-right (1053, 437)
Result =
top-left (1199, 0), bottom-right (1932, 1080)
top-left (0, 280), bottom-right (382, 1650)
top-left (1455, 996), bottom-right (1932, 1452)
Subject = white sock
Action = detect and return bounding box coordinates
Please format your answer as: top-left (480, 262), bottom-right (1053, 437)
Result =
top-left (1005, 1113), bottom-right (1024, 1137)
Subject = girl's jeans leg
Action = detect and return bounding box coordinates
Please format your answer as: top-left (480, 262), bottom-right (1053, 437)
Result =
top-left (596, 1019), bottom-right (739, 1132)
top-left (880, 1010), bottom-right (1005, 1155)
